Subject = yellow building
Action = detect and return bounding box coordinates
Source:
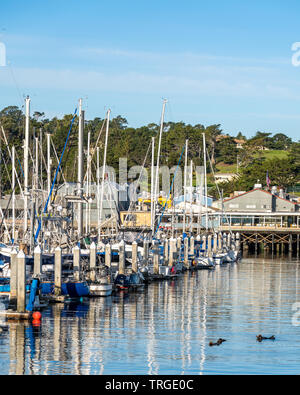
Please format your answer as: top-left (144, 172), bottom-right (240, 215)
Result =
top-left (120, 211), bottom-right (152, 228)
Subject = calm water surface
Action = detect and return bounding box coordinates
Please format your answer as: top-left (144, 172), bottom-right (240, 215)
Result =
top-left (1, 256), bottom-right (300, 375)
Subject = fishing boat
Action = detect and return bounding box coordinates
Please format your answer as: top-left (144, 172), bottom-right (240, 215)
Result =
top-left (88, 262), bottom-right (112, 297)
top-left (114, 270), bottom-right (144, 291)
top-left (193, 255), bottom-right (215, 270)
top-left (40, 281), bottom-right (90, 298)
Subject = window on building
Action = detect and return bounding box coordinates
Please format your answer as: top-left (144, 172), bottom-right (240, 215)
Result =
top-left (246, 205), bottom-right (256, 209)
top-left (229, 204), bottom-right (239, 209)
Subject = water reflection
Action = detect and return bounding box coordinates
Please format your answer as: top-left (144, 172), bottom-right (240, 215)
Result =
top-left (2, 256), bottom-right (300, 374)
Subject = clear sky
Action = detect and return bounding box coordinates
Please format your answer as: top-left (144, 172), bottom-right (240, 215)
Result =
top-left (1, 0), bottom-right (300, 140)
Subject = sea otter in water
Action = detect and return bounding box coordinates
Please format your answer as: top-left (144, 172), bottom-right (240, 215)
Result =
top-left (256, 335), bottom-right (275, 342)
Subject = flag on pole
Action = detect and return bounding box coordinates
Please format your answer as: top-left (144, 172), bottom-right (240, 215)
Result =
top-left (266, 171), bottom-right (270, 188)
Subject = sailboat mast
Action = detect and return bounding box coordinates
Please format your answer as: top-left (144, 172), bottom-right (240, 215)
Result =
top-left (183, 139), bottom-right (188, 234)
top-left (190, 160), bottom-right (193, 232)
top-left (153, 99), bottom-right (167, 236)
top-left (77, 98), bottom-right (84, 241)
top-left (23, 96), bottom-right (30, 239)
top-left (12, 146), bottom-right (15, 243)
top-left (97, 146), bottom-right (100, 228)
top-left (47, 133), bottom-right (51, 196)
top-left (202, 133), bottom-right (208, 231)
top-left (86, 131), bottom-right (91, 234)
top-left (150, 136), bottom-right (155, 232)
top-left (98, 109), bottom-right (111, 241)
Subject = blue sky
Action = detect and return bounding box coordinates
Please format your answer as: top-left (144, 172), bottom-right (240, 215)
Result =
top-left (1, 0), bottom-right (300, 140)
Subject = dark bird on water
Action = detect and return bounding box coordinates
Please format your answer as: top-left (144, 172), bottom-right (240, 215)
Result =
top-left (209, 338), bottom-right (227, 347)
top-left (256, 335), bottom-right (275, 342)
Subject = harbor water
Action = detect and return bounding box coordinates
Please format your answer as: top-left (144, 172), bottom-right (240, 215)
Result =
top-left (1, 255), bottom-right (300, 375)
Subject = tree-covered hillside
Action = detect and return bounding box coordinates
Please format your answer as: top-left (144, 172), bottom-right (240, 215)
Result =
top-left (0, 105), bottom-right (299, 198)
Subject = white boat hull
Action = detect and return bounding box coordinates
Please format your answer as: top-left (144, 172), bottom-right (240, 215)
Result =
top-left (89, 284), bottom-right (112, 297)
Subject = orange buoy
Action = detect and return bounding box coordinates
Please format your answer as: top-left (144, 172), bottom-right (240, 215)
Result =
top-left (32, 319), bottom-right (41, 327)
top-left (32, 311), bottom-right (42, 320)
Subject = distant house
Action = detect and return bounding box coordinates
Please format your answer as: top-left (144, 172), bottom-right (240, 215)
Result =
top-left (216, 135), bottom-right (246, 149)
top-left (215, 173), bottom-right (237, 184)
top-left (221, 188), bottom-right (299, 213)
top-left (233, 139), bottom-right (246, 149)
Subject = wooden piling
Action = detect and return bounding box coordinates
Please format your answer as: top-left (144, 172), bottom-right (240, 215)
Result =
top-left (105, 243), bottom-right (111, 268)
top-left (213, 234), bottom-right (218, 254)
top-left (289, 235), bottom-right (293, 255)
top-left (153, 242), bottom-right (160, 275)
top-left (202, 235), bottom-right (207, 252)
top-left (177, 237), bottom-right (181, 252)
top-left (184, 237), bottom-right (189, 269)
top-left (9, 249), bottom-right (18, 308)
top-left (207, 234), bottom-right (212, 257)
top-left (143, 238), bottom-right (149, 263)
top-left (189, 236), bottom-right (195, 256)
top-left (33, 245), bottom-right (42, 276)
top-left (90, 242), bottom-right (96, 282)
top-left (227, 233), bottom-right (232, 249)
top-left (54, 247), bottom-right (62, 296)
top-left (169, 238), bottom-right (176, 267)
top-left (164, 239), bottom-right (169, 265)
top-left (132, 241), bottom-right (138, 273)
top-left (218, 232), bottom-right (222, 251)
top-left (73, 245), bottom-right (81, 281)
top-left (17, 250), bottom-right (26, 313)
top-left (119, 240), bottom-right (126, 275)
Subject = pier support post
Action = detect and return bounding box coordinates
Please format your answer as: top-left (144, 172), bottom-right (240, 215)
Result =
top-left (164, 239), bottom-right (169, 265)
top-left (33, 245), bottom-right (42, 276)
top-left (143, 238), bottom-right (149, 263)
top-left (9, 249), bottom-right (18, 308)
top-left (17, 250), bottom-right (26, 313)
top-left (297, 234), bottom-right (299, 257)
top-left (189, 236), bottom-right (195, 256)
top-left (232, 233), bottom-right (236, 244)
top-left (218, 232), bottom-right (223, 252)
top-left (213, 234), bottom-right (218, 254)
top-left (73, 245), bottom-right (81, 281)
top-left (119, 240), bottom-right (126, 275)
top-left (105, 243), bottom-right (111, 268)
top-left (90, 242), bottom-right (96, 282)
top-left (289, 235), bottom-right (293, 255)
top-left (153, 242), bottom-right (159, 275)
top-left (54, 247), bottom-right (62, 296)
top-left (177, 237), bottom-right (182, 252)
top-left (202, 235), bottom-right (207, 253)
top-left (223, 233), bottom-right (227, 250)
top-left (132, 241), bottom-right (138, 273)
top-left (255, 234), bottom-right (258, 256)
top-left (236, 233), bottom-right (241, 253)
top-left (281, 243), bottom-right (285, 256)
top-left (184, 237), bottom-right (189, 269)
top-left (227, 233), bottom-right (232, 249)
top-left (207, 234), bottom-right (212, 257)
top-left (169, 238), bottom-right (176, 267)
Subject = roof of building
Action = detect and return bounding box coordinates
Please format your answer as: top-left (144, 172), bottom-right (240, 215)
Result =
top-left (224, 188), bottom-right (298, 206)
